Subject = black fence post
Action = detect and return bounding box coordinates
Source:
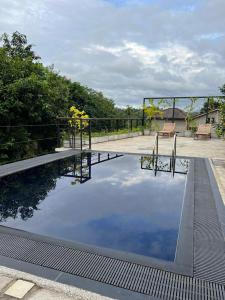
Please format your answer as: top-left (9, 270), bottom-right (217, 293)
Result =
top-left (206, 97), bottom-right (210, 123)
top-left (142, 98), bottom-right (145, 135)
top-left (172, 98), bottom-right (176, 123)
top-left (88, 119), bottom-right (91, 150)
top-left (130, 119), bottom-right (133, 132)
top-left (56, 120), bottom-right (60, 148)
top-left (73, 125), bottom-right (75, 149)
top-left (116, 119), bottom-right (119, 132)
top-left (80, 119), bottom-right (83, 151)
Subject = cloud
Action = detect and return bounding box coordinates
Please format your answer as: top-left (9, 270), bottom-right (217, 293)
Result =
top-left (0, 0), bottom-right (225, 106)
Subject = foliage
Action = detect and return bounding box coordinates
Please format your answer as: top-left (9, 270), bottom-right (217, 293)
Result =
top-left (68, 82), bottom-right (117, 118)
top-left (90, 126), bottom-right (142, 137)
top-left (185, 97), bottom-right (198, 130)
top-left (144, 99), bottom-right (164, 131)
top-left (215, 92), bottom-right (225, 138)
top-left (0, 162), bottom-right (58, 221)
top-left (0, 32), bottom-right (72, 163)
top-left (220, 84), bottom-right (225, 95)
top-left (0, 155), bottom-right (88, 221)
top-left (0, 32), bottom-right (142, 164)
top-left (200, 98), bottom-right (220, 114)
top-left (1, 31), bottom-right (40, 60)
top-left (215, 102), bottom-right (225, 138)
top-left (68, 106), bottom-right (89, 129)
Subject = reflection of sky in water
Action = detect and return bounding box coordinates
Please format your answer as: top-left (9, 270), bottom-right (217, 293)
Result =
top-left (1, 153), bottom-right (187, 261)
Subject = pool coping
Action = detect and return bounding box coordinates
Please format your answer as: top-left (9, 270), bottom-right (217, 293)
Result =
top-left (0, 151), bottom-right (225, 299)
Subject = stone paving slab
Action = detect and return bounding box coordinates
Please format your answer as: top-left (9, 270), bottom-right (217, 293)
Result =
top-left (0, 267), bottom-right (113, 300)
top-left (91, 136), bottom-right (225, 159)
top-left (211, 159), bottom-right (225, 204)
top-left (0, 275), bottom-right (12, 290)
top-left (4, 279), bottom-right (34, 299)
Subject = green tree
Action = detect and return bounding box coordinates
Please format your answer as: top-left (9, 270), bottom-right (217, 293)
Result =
top-left (0, 32), bottom-right (70, 163)
top-left (68, 82), bottom-right (116, 118)
top-left (216, 87), bottom-right (225, 138)
top-left (0, 32), bottom-right (142, 163)
top-left (200, 98), bottom-right (219, 114)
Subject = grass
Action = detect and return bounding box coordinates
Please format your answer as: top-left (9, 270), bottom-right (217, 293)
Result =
top-left (90, 127), bottom-right (142, 137)
top-left (61, 127), bottom-right (143, 145)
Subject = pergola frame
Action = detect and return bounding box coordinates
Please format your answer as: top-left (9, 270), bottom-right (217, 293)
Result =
top-left (142, 96), bottom-right (225, 124)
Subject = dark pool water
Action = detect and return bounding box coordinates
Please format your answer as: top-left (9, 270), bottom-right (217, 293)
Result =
top-left (0, 152), bottom-right (189, 261)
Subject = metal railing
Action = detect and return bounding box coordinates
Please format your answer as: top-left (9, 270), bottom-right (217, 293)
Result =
top-left (152, 132), bottom-right (159, 175)
top-left (171, 133), bottom-right (177, 176)
top-left (0, 123), bottom-right (62, 165)
top-left (143, 96), bottom-right (225, 125)
top-left (152, 132), bottom-right (159, 157)
top-left (57, 117), bottom-right (145, 151)
top-left (0, 117), bottom-right (145, 164)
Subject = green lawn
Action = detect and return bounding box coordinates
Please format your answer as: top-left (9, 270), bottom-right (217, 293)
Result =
top-left (90, 127), bottom-right (142, 137)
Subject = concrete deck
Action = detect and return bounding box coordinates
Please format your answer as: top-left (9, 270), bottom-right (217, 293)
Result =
top-left (91, 136), bottom-right (225, 159)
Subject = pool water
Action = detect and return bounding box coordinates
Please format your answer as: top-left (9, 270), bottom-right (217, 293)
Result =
top-left (0, 152), bottom-right (189, 261)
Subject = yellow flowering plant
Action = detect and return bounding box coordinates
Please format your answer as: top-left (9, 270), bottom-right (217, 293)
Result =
top-left (68, 106), bottom-right (89, 130)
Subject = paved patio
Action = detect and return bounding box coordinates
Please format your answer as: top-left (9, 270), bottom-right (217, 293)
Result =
top-left (91, 135), bottom-right (225, 159)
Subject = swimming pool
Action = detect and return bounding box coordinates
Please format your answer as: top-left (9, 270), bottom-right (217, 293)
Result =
top-left (0, 152), bottom-right (189, 263)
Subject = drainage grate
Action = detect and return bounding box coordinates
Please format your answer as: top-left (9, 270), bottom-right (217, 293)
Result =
top-left (0, 232), bottom-right (225, 299)
top-left (194, 159), bottom-right (225, 285)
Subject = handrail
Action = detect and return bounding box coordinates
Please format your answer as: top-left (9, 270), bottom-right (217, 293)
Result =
top-left (152, 132), bottom-right (159, 175)
top-left (171, 133), bottom-right (177, 176)
top-left (152, 132), bottom-right (159, 157)
top-left (172, 133), bottom-right (177, 157)
top-left (57, 117), bottom-right (143, 121)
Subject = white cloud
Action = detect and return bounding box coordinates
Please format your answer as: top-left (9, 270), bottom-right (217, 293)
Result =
top-left (0, 0), bottom-right (225, 106)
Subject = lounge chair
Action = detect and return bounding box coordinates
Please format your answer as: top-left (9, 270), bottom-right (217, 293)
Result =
top-left (194, 124), bottom-right (212, 139)
top-left (158, 122), bottom-right (175, 137)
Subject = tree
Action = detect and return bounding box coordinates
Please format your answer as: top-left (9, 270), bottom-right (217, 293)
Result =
top-left (185, 98), bottom-right (198, 130)
top-left (1, 31), bottom-right (40, 60)
top-left (220, 84), bottom-right (225, 95)
top-left (216, 87), bottom-right (225, 138)
top-left (68, 82), bottom-right (117, 118)
top-left (0, 32), bottom-right (142, 163)
top-left (200, 98), bottom-right (219, 114)
top-left (0, 32), bottom-right (70, 163)
top-left (0, 157), bottom-right (82, 221)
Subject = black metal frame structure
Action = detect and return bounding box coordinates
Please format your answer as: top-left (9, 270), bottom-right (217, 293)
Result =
top-left (57, 117), bottom-right (144, 151)
top-left (59, 152), bottom-right (123, 183)
top-left (142, 96), bottom-right (225, 124)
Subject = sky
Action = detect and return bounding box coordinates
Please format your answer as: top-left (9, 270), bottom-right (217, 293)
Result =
top-left (0, 0), bottom-right (225, 107)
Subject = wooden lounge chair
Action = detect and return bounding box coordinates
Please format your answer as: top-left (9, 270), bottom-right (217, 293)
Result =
top-left (158, 122), bottom-right (175, 137)
top-left (194, 124), bottom-right (212, 139)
